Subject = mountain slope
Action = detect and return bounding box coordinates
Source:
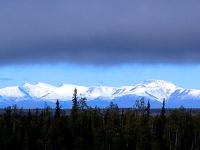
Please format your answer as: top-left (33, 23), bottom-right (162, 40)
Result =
top-left (0, 80), bottom-right (200, 108)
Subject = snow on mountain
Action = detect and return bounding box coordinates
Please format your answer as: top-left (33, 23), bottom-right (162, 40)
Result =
top-left (169, 88), bottom-right (200, 101)
top-left (0, 86), bottom-right (25, 98)
top-left (0, 80), bottom-right (200, 108)
top-left (20, 83), bottom-right (88, 101)
top-left (21, 82), bottom-right (56, 99)
top-left (84, 86), bottom-right (117, 99)
top-left (50, 84), bottom-right (88, 100)
top-left (126, 80), bottom-right (178, 102)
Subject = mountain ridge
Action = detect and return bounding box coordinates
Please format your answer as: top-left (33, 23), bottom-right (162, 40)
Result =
top-left (0, 80), bottom-right (200, 108)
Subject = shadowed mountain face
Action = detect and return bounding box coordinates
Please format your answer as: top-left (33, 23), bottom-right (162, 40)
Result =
top-left (0, 80), bottom-right (200, 108)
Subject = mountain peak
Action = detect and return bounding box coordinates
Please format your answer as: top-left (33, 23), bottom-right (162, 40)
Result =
top-left (140, 79), bottom-right (177, 88)
top-left (22, 83), bottom-right (32, 87)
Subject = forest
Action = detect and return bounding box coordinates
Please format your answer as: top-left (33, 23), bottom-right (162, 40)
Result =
top-left (0, 89), bottom-right (200, 150)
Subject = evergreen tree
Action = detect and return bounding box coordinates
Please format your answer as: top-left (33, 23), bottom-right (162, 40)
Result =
top-left (71, 88), bottom-right (79, 142)
top-left (55, 99), bottom-right (61, 118)
top-left (155, 98), bottom-right (166, 150)
top-left (72, 88), bottom-right (78, 112)
top-left (146, 100), bottom-right (151, 117)
top-left (161, 98), bottom-right (166, 120)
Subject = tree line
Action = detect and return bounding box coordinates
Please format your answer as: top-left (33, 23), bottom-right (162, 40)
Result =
top-left (0, 89), bottom-right (199, 150)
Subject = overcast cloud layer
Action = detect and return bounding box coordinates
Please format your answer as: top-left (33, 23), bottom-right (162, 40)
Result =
top-left (0, 0), bottom-right (200, 65)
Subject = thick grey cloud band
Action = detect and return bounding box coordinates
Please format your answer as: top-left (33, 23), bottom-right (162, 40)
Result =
top-left (0, 0), bottom-right (200, 65)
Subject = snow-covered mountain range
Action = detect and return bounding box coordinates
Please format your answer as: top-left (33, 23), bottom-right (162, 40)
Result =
top-left (0, 80), bottom-right (200, 108)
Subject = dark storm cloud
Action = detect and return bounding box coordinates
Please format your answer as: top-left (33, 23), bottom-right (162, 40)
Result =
top-left (0, 0), bottom-right (200, 65)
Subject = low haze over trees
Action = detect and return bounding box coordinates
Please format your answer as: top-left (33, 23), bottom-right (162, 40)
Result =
top-left (0, 89), bottom-right (199, 150)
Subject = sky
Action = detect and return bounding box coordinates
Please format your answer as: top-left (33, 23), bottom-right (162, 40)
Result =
top-left (1, 64), bottom-right (200, 89)
top-left (0, 0), bottom-right (200, 89)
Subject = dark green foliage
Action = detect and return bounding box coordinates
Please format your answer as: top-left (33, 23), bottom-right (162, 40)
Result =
top-left (72, 88), bottom-right (78, 112)
top-left (0, 96), bottom-right (200, 150)
top-left (161, 99), bottom-right (166, 120)
top-left (146, 100), bottom-right (150, 117)
top-left (55, 99), bottom-right (61, 118)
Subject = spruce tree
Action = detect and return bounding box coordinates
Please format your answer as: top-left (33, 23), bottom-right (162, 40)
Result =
top-left (72, 88), bottom-right (78, 112)
top-left (146, 100), bottom-right (151, 117)
top-left (161, 98), bottom-right (166, 120)
top-left (71, 88), bottom-right (79, 139)
top-left (159, 98), bottom-right (166, 149)
top-left (55, 99), bottom-right (61, 118)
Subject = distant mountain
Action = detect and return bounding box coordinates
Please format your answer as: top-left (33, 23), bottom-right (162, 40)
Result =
top-left (0, 80), bottom-right (200, 108)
